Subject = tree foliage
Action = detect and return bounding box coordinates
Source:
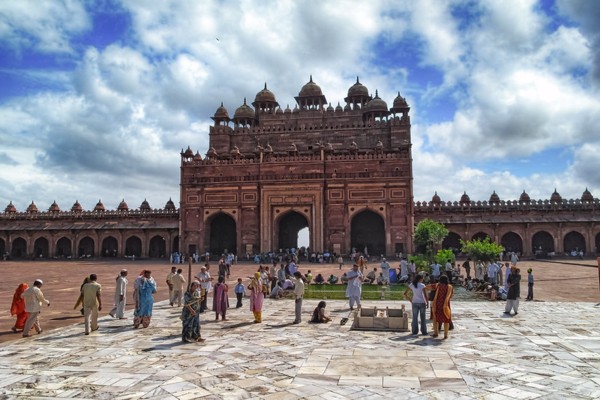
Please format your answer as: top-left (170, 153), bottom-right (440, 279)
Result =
top-left (414, 219), bottom-right (449, 262)
top-left (460, 237), bottom-right (504, 262)
top-left (435, 249), bottom-right (455, 266)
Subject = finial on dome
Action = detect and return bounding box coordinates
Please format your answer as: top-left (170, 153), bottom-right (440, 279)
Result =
top-left (375, 89), bottom-right (379, 98)
top-left (309, 74), bottom-right (313, 82)
top-left (356, 76), bottom-right (360, 83)
top-left (264, 82), bottom-right (267, 89)
top-left (243, 97), bottom-right (247, 105)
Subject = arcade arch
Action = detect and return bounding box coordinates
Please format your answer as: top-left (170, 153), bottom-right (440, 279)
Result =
top-left (149, 235), bottom-right (166, 258)
top-left (532, 231), bottom-right (554, 254)
top-left (0, 238), bottom-right (5, 257)
top-left (102, 236), bottom-right (118, 257)
top-left (596, 232), bottom-right (600, 254)
top-left (78, 237), bottom-right (95, 258)
top-left (351, 209), bottom-right (385, 257)
top-left (33, 237), bottom-right (49, 258)
top-left (501, 232), bottom-right (523, 254)
top-left (276, 211), bottom-right (309, 251)
top-left (564, 231), bottom-right (586, 254)
top-left (472, 232), bottom-right (490, 241)
top-left (206, 213), bottom-right (237, 256)
top-left (442, 232), bottom-right (461, 252)
top-left (12, 237), bottom-right (27, 258)
top-left (56, 237), bottom-right (72, 258)
top-left (125, 236), bottom-right (142, 257)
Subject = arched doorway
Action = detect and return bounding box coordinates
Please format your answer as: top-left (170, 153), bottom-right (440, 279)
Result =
top-left (532, 231), bottom-right (554, 255)
top-left (472, 232), bottom-right (490, 241)
top-left (351, 210), bottom-right (385, 257)
top-left (207, 213), bottom-right (237, 256)
top-left (596, 232), bottom-right (600, 254)
top-left (33, 237), bottom-right (49, 258)
top-left (0, 238), bottom-right (5, 257)
top-left (125, 236), bottom-right (142, 257)
top-left (172, 236), bottom-right (180, 253)
top-left (56, 237), bottom-right (72, 258)
top-left (102, 236), bottom-right (118, 257)
top-left (442, 232), bottom-right (462, 253)
top-left (149, 235), bottom-right (166, 258)
top-left (277, 211), bottom-right (309, 251)
top-left (12, 237), bottom-right (27, 258)
top-left (78, 237), bottom-right (95, 258)
top-left (564, 231), bottom-right (586, 254)
top-left (501, 232), bottom-right (523, 254)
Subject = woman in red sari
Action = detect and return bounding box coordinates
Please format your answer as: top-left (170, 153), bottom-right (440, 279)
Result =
top-left (429, 275), bottom-right (453, 339)
top-left (10, 283), bottom-right (29, 333)
top-left (249, 272), bottom-right (265, 323)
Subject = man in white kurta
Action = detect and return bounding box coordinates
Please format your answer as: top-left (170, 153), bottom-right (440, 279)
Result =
top-left (110, 269), bottom-right (128, 319)
top-left (170, 268), bottom-right (186, 307)
top-left (345, 264), bottom-right (363, 310)
top-left (166, 266), bottom-right (176, 306)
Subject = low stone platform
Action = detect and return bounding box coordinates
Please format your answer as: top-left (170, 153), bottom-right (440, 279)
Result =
top-left (1, 298), bottom-right (600, 399)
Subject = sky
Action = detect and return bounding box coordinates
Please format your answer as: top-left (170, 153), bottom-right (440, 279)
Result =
top-left (1, 0), bottom-right (599, 213)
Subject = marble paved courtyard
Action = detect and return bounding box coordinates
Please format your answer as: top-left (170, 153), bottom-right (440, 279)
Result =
top-left (1, 298), bottom-right (600, 399)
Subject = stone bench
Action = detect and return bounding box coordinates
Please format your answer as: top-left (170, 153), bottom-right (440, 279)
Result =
top-left (351, 306), bottom-right (408, 331)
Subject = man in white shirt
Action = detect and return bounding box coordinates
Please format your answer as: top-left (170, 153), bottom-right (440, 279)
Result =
top-left (21, 279), bottom-right (50, 337)
top-left (292, 272), bottom-right (305, 324)
top-left (110, 269), bottom-right (128, 319)
top-left (166, 266), bottom-right (176, 306)
top-left (487, 261), bottom-right (498, 285)
top-left (380, 258), bottom-right (390, 284)
top-left (345, 264), bottom-right (363, 310)
top-left (430, 262), bottom-right (441, 282)
top-left (445, 260), bottom-right (453, 283)
top-left (170, 268), bottom-right (186, 307)
top-left (195, 265), bottom-right (213, 312)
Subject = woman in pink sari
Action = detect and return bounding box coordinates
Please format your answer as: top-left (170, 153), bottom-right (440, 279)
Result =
top-left (249, 272), bottom-right (264, 323)
top-left (213, 275), bottom-right (229, 321)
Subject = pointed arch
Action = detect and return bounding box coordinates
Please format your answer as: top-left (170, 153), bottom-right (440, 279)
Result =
top-left (351, 209), bottom-right (385, 257)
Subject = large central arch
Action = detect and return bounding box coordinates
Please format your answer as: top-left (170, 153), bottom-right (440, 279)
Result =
top-left (277, 211), bottom-right (309, 251)
top-left (351, 209), bottom-right (385, 257)
top-left (207, 213), bottom-right (237, 256)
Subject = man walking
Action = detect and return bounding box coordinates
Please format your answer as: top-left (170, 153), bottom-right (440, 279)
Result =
top-left (293, 271), bottom-right (305, 324)
top-left (171, 268), bottom-right (186, 307)
top-left (82, 274), bottom-right (102, 335)
top-left (345, 264), bottom-right (363, 310)
top-left (166, 266), bottom-right (176, 306)
top-left (110, 269), bottom-right (128, 319)
top-left (195, 265), bottom-right (212, 312)
top-left (21, 279), bottom-right (50, 337)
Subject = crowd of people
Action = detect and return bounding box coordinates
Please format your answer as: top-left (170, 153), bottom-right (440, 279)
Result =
top-left (9, 251), bottom-right (532, 344)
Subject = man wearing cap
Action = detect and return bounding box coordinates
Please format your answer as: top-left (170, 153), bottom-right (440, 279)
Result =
top-left (110, 269), bottom-right (128, 318)
top-left (21, 279), bottom-right (50, 337)
top-left (82, 274), bottom-right (102, 335)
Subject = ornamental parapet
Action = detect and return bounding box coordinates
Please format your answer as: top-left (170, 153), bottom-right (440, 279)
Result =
top-left (414, 198), bottom-right (600, 213)
top-left (0, 208), bottom-right (179, 220)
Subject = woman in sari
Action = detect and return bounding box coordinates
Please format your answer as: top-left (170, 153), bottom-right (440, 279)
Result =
top-left (133, 270), bottom-right (157, 329)
top-left (310, 301), bottom-right (332, 323)
top-left (181, 281), bottom-right (205, 343)
top-left (249, 272), bottom-right (264, 323)
top-left (73, 276), bottom-right (91, 315)
top-left (10, 283), bottom-right (29, 333)
top-left (429, 275), bottom-right (453, 339)
top-left (213, 275), bottom-right (229, 321)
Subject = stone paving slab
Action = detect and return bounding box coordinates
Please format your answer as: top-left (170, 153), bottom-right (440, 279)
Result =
top-left (1, 298), bottom-right (600, 399)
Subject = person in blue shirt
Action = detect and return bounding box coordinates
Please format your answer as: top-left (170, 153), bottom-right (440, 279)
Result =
top-left (234, 278), bottom-right (245, 308)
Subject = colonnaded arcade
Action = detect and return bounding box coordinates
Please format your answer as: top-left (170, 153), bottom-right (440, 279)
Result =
top-left (0, 77), bottom-right (599, 259)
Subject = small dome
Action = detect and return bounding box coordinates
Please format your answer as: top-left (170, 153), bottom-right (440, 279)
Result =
top-left (71, 200), bottom-right (82, 212)
top-left (26, 201), bottom-right (38, 213)
top-left (5, 201), bottom-right (17, 213)
top-left (254, 83), bottom-right (276, 103)
top-left (117, 199), bottom-right (128, 211)
top-left (489, 191), bottom-right (500, 203)
top-left (550, 189), bottom-right (562, 203)
top-left (582, 188), bottom-right (594, 202)
top-left (298, 75), bottom-right (323, 97)
top-left (284, 104), bottom-right (291, 114)
top-left (48, 200), bottom-right (60, 212)
top-left (460, 192), bottom-right (470, 204)
top-left (432, 192), bottom-right (441, 204)
top-left (519, 190), bottom-right (531, 203)
top-left (347, 76), bottom-right (369, 98)
top-left (327, 102), bottom-right (334, 112)
top-left (206, 147), bottom-right (218, 158)
top-left (193, 151), bottom-right (202, 161)
top-left (140, 199), bottom-right (151, 211)
top-left (335, 102), bottom-right (343, 112)
top-left (94, 199), bottom-right (105, 212)
top-left (213, 102), bottom-right (229, 119)
top-left (292, 104), bottom-right (299, 113)
top-left (364, 90), bottom-right (388, 113)
top-left (344, 103), bottom-right (351, 111)
top-left (165, 198), bottom-right (176, 211)
top-left (182, 146), bottom-right (194, 158)
top-left (275, 106), bottom-right (283, 115)
top-left (393, 92), bottom-right (409, 108)
top-left (233, 98), bottom-right (255, 120)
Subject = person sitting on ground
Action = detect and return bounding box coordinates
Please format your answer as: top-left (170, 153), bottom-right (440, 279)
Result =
top-left (366, 268), bottom-right (377, 284)
top-left (327, 274), bottom-right (339, 285)
top-left (340, 272), bottom-right (348, 284)
top-left (314, 273), bottom-right (325, 284)
top-left (310, 301), bottom-right (332, 323)
top-left (305, 270), bottom-right (313, 284)
top-left (376, 272), bottom-right (386, 285)
top-left (282, 278), bottom-right (295, 290)
top-left (270, 282), bottom-right (284, 299)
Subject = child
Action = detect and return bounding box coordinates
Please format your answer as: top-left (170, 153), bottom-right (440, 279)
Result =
top-left (234, 278), bottom-right (245, 308)
top-left (526, 268), bottom-right (534, 301)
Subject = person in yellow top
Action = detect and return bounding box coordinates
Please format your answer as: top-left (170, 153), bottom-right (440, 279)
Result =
top-left (21, 279), bottom-right (50, 338)
top-left (81, 274), bottom-right (102, 335)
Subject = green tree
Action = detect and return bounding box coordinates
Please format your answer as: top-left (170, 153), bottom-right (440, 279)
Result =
top-left (460, 237), bottom-right (504, 262)
top-left (414, 219), bottom-right (449, 263)
top-left (435, 249), bottom-right (455, 266)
